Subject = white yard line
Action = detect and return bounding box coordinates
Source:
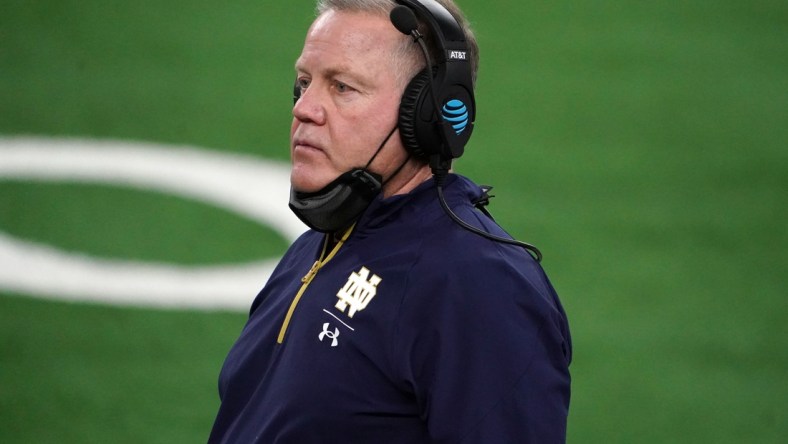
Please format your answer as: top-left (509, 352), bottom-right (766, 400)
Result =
top-left (0, 136), bottom-right (305, 311)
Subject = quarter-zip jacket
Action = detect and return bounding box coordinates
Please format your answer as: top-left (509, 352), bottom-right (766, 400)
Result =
top-left (210, 174), bottom-right (572, 443)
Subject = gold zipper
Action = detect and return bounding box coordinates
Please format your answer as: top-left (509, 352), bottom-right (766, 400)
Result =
top-left (276, 225), bottom-right (354, 344)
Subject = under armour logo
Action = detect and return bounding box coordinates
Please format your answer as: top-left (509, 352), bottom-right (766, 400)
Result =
top-left (335, 266), bottom-right (381, 318)
top-left (318, 323), bottom-right (339, 347)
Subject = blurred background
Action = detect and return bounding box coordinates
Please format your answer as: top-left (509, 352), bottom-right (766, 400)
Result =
top-left (1, 0), bottom-right (786, 442)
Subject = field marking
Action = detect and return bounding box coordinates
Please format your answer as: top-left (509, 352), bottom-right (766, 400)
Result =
top-left (0, 136), bottom-right (305, 311)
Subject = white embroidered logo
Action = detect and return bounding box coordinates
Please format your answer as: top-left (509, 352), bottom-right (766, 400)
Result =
top-left (319, 323), bottom-right (340, 347)
top-left (335, 266), bottom-right (381, 318)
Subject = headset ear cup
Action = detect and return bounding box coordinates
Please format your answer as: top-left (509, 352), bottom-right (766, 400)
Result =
top-left (398, 69), bottom-right (432, 159)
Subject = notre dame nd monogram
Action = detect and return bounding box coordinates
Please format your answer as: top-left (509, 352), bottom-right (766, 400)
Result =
top-left (335, 267), bottom-right (381, 318)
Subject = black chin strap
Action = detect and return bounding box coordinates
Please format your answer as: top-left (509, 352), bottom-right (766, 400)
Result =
top-left (363, 126), bottom-right (411, 189)
top-left (363, 126), bottom-right (398, 170)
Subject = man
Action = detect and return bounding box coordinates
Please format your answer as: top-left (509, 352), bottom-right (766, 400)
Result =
top-left (209, 0), bottom-right (571, 442)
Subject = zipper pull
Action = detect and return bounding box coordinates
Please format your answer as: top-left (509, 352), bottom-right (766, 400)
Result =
top-left (301, 260), bottom-right (320, 284)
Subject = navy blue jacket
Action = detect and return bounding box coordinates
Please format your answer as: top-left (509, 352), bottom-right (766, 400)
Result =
top-left (210, 174), bottom-right (571, 443)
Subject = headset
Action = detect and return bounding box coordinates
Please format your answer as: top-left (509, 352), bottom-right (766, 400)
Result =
top-left (292, 0), bottom-right (475, 167)
top-left (293, 0), bottom-right (543, 261)
top-left (391, 0), bottom-right (475, 167)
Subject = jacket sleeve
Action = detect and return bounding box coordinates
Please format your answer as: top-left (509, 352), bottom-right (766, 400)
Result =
top-left (391, 241), bottom-right (572, 444)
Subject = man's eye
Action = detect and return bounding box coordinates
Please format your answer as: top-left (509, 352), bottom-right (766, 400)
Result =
top-left (297, 78), bottom-right (311, 91)
top-left (335, 82), bottom-right (351, 93)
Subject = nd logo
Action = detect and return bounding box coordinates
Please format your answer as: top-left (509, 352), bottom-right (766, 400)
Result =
top-left (335, 266), bottom-right (381, 318)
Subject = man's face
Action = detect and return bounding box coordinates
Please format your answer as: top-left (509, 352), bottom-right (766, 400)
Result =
top-left (290, 10), bottom-right (408, 193)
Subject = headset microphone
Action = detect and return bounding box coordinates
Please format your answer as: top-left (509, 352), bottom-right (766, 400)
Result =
top-left (390, 5), bottom-right (419, 35)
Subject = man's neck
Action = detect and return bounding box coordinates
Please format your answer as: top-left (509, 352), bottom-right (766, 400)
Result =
top-left (381, 160), bottom-right (433, 198)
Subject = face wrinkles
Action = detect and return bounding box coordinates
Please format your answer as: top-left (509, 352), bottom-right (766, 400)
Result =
top-left (290, 10), bottom-right (409, 194)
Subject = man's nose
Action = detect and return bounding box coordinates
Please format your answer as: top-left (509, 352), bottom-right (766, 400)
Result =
top-left (292, 84), bottom-right (327, 125)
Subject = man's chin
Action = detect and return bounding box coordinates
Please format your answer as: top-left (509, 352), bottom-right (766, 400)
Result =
top-left (290, 171), bottom-right (334, 194)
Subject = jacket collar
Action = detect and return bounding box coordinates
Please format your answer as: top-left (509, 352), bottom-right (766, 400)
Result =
top-left (352, 173), bottom-right (484, 233)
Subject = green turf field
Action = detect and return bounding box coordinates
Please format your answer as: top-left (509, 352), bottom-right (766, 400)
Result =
top-left (1, 0), bottom-right (786, 442)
